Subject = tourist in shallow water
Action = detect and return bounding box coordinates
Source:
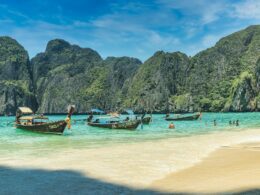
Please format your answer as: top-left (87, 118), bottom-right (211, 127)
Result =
top-left (169, 122), bottom-right (175, 129)
top-left (87, 114), bottom-right (93, 122)
top-left (236, 120), bottom-right (239, 126)
top-left (229, 120), bottom-right (232, 125)
top-left (213, 120), bottom-right (217, 126)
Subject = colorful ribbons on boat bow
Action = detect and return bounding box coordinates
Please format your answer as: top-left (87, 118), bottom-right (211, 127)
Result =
top-left (65, 117), bottom-right (71, 129)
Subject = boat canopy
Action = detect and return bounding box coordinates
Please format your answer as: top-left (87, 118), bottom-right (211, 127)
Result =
top-left (91, 108), bottom-right (105, 114)
top-left (19, 116), bottom-right (49, 120)
top-left (108, 112), bottom-right (120, 118)
top-left (17, 107), bottom-right (33, 114)
top-left (124, 109), bottom-right (134, 115)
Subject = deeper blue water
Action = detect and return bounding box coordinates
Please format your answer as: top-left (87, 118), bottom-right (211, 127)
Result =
top-left (0, 113), bottom-right (259, 156)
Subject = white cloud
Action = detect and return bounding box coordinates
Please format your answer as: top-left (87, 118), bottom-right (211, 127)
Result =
top-left (0, 19), bottom-right (94, 58)
top-left (148, 31), bottom-right (180, 47)
top-left (157, 0), bottom-right (227, 24)
top-left (0, 4), bottom-right (29, 20)
top-left (197, 26), bottom-right (245, 53)
top-left (232, 0), bottom-right (260, 19)
top-left (0, 0), bottom-right (258, 61)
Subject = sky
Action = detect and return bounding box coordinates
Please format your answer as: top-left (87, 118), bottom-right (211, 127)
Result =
top-left (0, 0), bottom-right (259, 61)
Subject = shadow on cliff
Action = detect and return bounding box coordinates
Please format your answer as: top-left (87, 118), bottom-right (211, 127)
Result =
top-left (0, 165), bottom-right (259, 195)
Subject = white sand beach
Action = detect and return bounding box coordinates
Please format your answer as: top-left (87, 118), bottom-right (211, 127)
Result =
top-left (1, 128), bottom-right (260, 194)
top-left (151, 142), bottom-right (260, 193)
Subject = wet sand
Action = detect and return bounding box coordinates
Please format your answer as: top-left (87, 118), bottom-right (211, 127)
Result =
top-left (1, 128), bottom-right (260, 194)
top-left (151, 142), bottom-right (260, 194)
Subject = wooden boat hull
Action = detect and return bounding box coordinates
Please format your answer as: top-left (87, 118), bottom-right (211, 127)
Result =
top-left (142, 116), bottom-right (152, 124)
top-left (88, 122), bottom-right (114, 129)
top-left (165, 113), bottom-right (200, 121)
top-left (16, 120), bottom-right (67, 134)
top-left (88, 120), bottom-right (141, 130)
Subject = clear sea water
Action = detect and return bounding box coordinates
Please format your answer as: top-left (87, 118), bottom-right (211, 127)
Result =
top-left (0, 113), bottom-right (259, 156)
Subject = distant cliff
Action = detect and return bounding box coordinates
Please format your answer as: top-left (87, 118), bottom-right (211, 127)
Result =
top-left (125, 25), bottom-right (260, 112)
top-left (188, 25), bottom-right (260, 112)
top-left (0, 25), bottom-right (259, 114)
top-left (0, 37), bottom-right (37, 114)
top-left (31, 39), bottom-right (141, 113)
top-left (124, 51), bottom-right (190, 112)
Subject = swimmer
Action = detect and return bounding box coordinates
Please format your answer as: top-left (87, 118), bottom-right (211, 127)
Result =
top-left (169, 122), bottom-right (175, 129)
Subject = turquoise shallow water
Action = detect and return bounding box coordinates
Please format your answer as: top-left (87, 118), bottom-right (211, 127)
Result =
top-left (0, 113), bottom-right (259, 156)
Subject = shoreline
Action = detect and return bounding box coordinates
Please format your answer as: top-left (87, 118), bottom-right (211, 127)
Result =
top-left (0, 128), bottom-right (260, 193)
top-left (150, 141), bottom-right (260, 194)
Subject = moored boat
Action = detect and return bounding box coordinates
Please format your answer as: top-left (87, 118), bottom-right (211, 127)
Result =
top-left (113, 120), bottom-right (140, 129)
top-left (15, 106), bottom-right (75, 134)
top-left (88, 116), bottom-right (141, 130)
top-left (88, 120), bottom-right (141, 130)
top-left (142, 116), bottom-right (152, 124)
top-left (165, 112), bottom-right (201, 121)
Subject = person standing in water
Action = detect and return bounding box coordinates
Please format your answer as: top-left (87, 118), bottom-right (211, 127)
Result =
top-left (199, 112), bottom-right (203, 120)
top-left (169, 122), bottom-right (175, 129)
top-left (87, 113), bottom-right (93, 122)
top-left (236, 120), bottom-right (239, 126)
top-left (213, 119), bottom-right (217, 126)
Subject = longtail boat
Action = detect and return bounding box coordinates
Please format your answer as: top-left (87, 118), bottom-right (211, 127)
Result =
top-left (88, 116), bottom-right (141, 130)
top-left (138, 112), bottom-right (152, 124)
top-left (15, 105), bottom-right (75, 134)
top-left (165, 112), bottom-right (201, 121)
top-left (142, 116), bottom-right (152, 124)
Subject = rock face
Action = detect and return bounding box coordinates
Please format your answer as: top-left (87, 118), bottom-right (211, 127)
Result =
top-left (31, 39), bottom-right (103, 113)
top-left (125, 51), bottom-right (190, 112)
top-left (84, 56), bottom-right (141, 111)
top-left (0, 25), bottom-right (259, 114)
top-left (187, 25), bottom-right (260, 112)
top-left (255, 58), bottom-right (260, 111)
top-left (227, 72), bottom-right (256, 111)
top-left (125, 25), bottom-right (260, 112)
top-left (0, 37), bottom-right (37, 114)
top-left (31, 39), bottom-right (141, 113)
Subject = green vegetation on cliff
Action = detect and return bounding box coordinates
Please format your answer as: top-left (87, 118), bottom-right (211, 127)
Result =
top-left (0, 25), bottom-right (259, 114)
top-left (0, 37), bottom-right (37, 114)
top-left (187, 25), bottom-right (260, 112)
top-left (124, 51), bottom-right (190, 112)
top-left (31, 40), bottom-right (141, 113)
